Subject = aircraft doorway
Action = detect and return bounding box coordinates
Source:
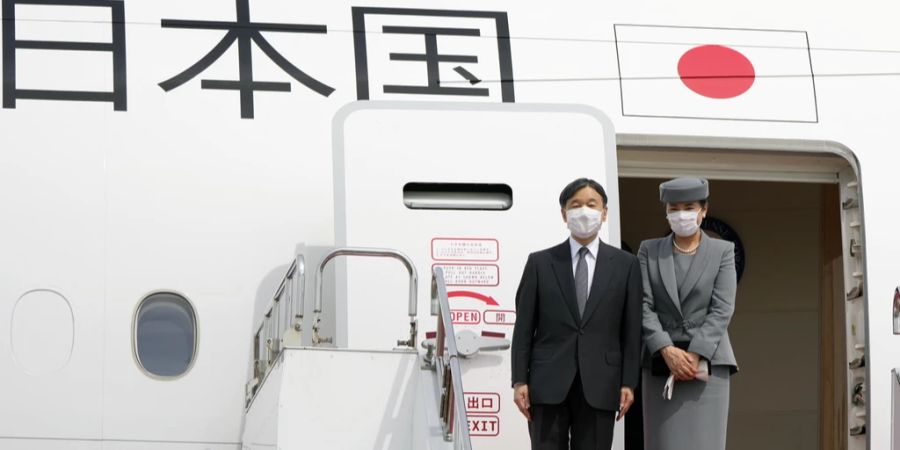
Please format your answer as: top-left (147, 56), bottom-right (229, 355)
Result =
top-left (617, 143), bottom-right (860, 450)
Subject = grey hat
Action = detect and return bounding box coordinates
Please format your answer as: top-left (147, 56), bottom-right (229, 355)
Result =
top-left (659, 177), bottom-right (709, 203)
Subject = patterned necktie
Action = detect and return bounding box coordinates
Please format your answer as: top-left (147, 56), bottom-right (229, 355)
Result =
top-left (575, 246), bottom-right (589, 317)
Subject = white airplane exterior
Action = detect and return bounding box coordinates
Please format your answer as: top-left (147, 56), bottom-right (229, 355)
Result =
top-left (0, 0), bottom-right (896, 449)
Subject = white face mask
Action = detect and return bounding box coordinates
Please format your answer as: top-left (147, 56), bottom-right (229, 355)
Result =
top-left (566, 206), bottom-right (603, 239)
top-left (667, 210), bottom-right (702, 237)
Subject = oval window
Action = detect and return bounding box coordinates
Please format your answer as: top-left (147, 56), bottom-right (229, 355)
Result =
top-left (134, 292), bottom-right (197, 378)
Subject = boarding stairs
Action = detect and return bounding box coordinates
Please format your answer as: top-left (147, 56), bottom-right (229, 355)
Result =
top-left (240, 247), bottom-right (509, 449)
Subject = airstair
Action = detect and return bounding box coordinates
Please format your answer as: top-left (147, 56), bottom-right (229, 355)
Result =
top-left (241, 247), bottom-right (504, 449)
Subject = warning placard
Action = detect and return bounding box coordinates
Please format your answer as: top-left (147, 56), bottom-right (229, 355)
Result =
top-left (433, 264), bottom-right (500, 286)
top-left (431, 238), bottom-right (499, 262)
top-left (468, 415), bottom-right (500, 437)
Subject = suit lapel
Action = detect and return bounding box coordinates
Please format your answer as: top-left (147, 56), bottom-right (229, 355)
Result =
top-left (657, 235), bottom-right (683, 316)
top-left (678, 232), bottom-right (713, 301)
top-left (579, 241), bottom-right (615, 325)
top-left (549, 241), bottom-right (581, 324)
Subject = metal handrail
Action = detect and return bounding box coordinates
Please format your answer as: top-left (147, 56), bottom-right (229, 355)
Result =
top-left (431, 267), bottom-right (473, 448)
top-left (290, 254), bottom-right (306, 332)
top-left (246, 254), bottom-right (306, 406)
top-left (313, 247), bottom-right (418, 347)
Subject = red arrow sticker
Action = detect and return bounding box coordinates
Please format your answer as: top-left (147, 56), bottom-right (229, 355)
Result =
top-left (448, 290), bottom-right (500, 306)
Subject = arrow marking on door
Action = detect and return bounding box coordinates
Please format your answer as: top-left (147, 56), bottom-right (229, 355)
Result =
top-left (448, 290), bottom-right (499, 306)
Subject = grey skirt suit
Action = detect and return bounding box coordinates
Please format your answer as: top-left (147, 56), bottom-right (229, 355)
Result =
top-left (638, 233), bottom-right (738, 450)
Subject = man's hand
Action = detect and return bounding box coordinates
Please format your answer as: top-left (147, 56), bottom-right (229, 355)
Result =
top-left (661, 346), bottom-right (695, 381)
top-left (513, 383), bottom-right (532, 421)
top-left (616, 387), bottom-right (634, 421)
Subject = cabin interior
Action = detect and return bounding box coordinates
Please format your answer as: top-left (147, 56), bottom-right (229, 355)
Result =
top-left (617, 145), bottom-right (852, 450)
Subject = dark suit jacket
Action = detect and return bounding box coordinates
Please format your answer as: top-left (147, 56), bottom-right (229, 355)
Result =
top-left (511, 239), bottom-right (642, 411)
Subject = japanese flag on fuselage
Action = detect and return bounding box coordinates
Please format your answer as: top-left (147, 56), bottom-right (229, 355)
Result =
top-left (614, 25), bottom-right (818, 122)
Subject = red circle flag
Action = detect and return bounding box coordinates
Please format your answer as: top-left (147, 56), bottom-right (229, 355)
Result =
top-left (677, 45), bottom-right (755, 99)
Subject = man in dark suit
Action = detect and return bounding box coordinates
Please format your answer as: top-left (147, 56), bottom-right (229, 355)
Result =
top-left (511, 178), bottom-right (642, 449)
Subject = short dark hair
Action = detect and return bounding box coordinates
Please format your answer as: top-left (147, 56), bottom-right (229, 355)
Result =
top-left (559, 178), bottom-right (608, 208)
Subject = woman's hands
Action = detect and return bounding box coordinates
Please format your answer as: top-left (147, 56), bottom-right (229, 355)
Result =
top-left (662, 346), bottom-right (702, 381)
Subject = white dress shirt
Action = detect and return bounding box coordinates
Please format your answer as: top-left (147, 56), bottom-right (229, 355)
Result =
top-left (569, 235), bottom-right (600, 293)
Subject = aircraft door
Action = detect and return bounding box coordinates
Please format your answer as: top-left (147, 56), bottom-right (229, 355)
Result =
top-left (332, 101), bottom-right (620, 450)
top-left (0, 124), bottom-right (105, 444)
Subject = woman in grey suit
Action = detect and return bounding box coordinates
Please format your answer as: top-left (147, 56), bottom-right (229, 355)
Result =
top-left (638, 177), bottom-right (737, 450)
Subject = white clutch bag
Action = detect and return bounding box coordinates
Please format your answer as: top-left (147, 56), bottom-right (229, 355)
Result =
top-left (695, 360), bottom-right (710, 382)
top-left (663, 360), bottom-right (710, 400)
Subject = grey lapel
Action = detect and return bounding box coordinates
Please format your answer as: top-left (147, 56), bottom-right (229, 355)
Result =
top-left (678, 232), bottom-right (713, 301)
top-left (549, 241), bottom-right (581, 324)
top-left (580, 241), bottom-right (616, 325)
top-left (657, 235), bottom-right (683, 315)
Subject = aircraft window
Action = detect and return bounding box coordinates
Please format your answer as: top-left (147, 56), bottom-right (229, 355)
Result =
top-left (403, 182), bottom-right (512, 211)
top-left (134, 292), bottom-right (197, 378)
